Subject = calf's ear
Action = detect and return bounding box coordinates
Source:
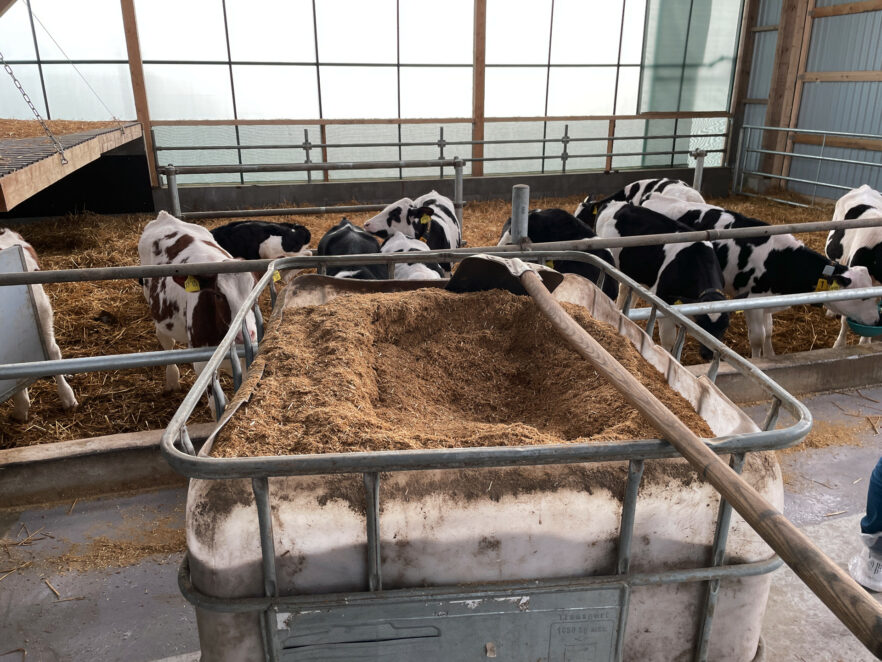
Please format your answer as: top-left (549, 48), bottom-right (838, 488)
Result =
top-left (172, 274), bottom-right (218, 291)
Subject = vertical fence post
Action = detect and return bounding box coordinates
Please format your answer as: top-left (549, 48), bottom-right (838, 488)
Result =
top-left (454, 157), bottom-right (464, 231)
top-left (691, 148), bottom-right (706, 193)
top-left (167, 165), bottom-right (181, 218)
top-left (511, 184), bottom-right (529, 244)
top-left (733, 126), bottom-right (745, 194)
top-left (438, 126), bottom-right (446, 179)
top-left (606, 118), bottom-right (616, 172)
top-left (812, 134), bottom-right (826, 206)
top-left (561, 123), bottom-right (570, 174)
top-left (303, 128), bottom-right (312, 184)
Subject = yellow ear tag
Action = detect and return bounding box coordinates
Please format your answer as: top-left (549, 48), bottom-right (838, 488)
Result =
top-left (830, 281), bottom-right (840, 290)
top-left (419, 236), bottom-right (428, 243)
top-left (591, 205), bottom-right (597, 215)
top-left (545, 260), bottom-right (555, 269)
top-left (184, 275), bottom-right (200, 292)
top-left (420, 214), bottom-right (431, 225)
top-left (674, 299), bottom-right (683, 305)
top-left (273, 270), bottom-right (281, 282)
top-left (815, 279), bottom-right (830, 292)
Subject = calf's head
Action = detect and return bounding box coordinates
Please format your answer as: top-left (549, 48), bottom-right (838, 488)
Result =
top-left (363, 197), bottom-right (415, 239)
top-left (692, 288), bottom-right (730, 360)
top-left (824, 266), bottom-right (881, 325)
top-left (172, 271), bottom-right (258, 347)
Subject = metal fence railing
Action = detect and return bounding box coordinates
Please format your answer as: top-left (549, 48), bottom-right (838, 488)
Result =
top-left (733, 124), bottom-right (882, 207)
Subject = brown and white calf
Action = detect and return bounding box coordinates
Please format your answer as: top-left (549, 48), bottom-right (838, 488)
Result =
top-left (0, 228), bottom-right (77, 420)
top-left (138, 211), bottom-right (257, 395)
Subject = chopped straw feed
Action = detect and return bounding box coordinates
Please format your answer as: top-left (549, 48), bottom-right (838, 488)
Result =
top-left (211, 289), bottom-right (712, 458)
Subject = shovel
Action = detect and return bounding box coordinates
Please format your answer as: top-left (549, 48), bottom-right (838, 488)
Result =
top-left (447, 254), bottom-right (882, 656)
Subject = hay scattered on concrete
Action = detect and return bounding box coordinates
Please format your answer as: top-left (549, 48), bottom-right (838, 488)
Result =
top-left (778, 419), bottom-right (864, 455)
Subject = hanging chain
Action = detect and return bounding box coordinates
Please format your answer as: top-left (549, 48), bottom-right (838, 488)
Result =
top-left (0, 49), bottom-right (68, 164)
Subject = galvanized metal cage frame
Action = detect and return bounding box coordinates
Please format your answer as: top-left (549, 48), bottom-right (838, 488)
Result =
top-left (158, 246), bottom-right (810, 662)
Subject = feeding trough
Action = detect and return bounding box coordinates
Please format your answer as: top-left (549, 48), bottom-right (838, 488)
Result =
top-left (847, 304), bottom-right (882, 337)
top-left (161, 251), bottom-right (823, 662)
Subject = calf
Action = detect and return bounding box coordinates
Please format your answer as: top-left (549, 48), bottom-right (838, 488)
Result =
top-left (363, 190), bottom-right (461, 273)
top-left (210, 220), bottom-right (311, 260)
top-left (595, 202), bottom-right (729, 359)
top-left (575, 178), bottom-right (705, 230)
top-left (825, 185), bottom-right (882, 346)
top-left (317, 218), bottom-right (388, 280)
top-left (642, 196), bottom-right (880, 357)
top-left (0, 229), bottom-right (77, 421)
top-left (380, 232), bottom-right (444, 280)
top-left (496, 208), bottom-right (618, 300)
top-left (138, 211), bottom-right (258, 398)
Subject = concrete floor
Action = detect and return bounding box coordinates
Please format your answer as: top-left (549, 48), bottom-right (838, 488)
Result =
top-left (2, 387), bottom-right (882, 661)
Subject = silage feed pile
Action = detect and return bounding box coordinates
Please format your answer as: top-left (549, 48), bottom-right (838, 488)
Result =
top-left (211, 289), bottom-right (713, 458)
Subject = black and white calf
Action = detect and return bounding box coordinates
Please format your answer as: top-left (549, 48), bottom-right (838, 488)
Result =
top-left (317, 218), bottom-right (388, 280)
top-left (825, 185), bottom-right (882, 347)
top-left (138, 211), bottom-right (258, 399)
top-left (595, 202), bottom-right (729, 359)
top-left (575, 178), bottom-right (705, 229)
top-left (496, 208), bottom-right (618, 300)
top-left (210, 220), bottom-right (311, 260)
top-left (641, 197), bottom-right (880, 357)
top-left (363, 190), bottom-right (461, 272)
top-left (0, 229), bottom-right (77, 420)
top-left (380, 232), bottom-right (444, 280)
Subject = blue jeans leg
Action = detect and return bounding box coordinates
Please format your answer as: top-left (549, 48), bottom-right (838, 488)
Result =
top-left (861, 456), bottom-right (882, 539)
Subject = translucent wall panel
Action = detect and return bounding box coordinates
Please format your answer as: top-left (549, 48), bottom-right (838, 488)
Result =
top-left (550, 0), bottom-right (623, 65)
top-left (153, 126), bottom-right (241, 185)
top-left (740, 103), bottom-right (767, 175)
top-left (238, 125), bottom-right (322, 183)
top-left (144, 64), bottom-right (233, 120)
top-left (0, 65), bottom-right (46, 118)
top-left (320, 67), bottom-right (398, 119)
top-left (400, 123), bottom-right (472, 178)
top-left (30, 0), bottom-right (127, 60)
top-left (42, 64), bottom-right (135, 120)
top-left (620, 0), bottom-right (649, 65)
top-left (400, 67), bottom-right (472, 119)
top-left (546, 120), bottom-right (609, 173)
top-left (546, 67), bottom-right (617, 115)
top-left (673, 116), bottom-right (727, 168)
top-left (486, 0), bottom-right (552, 64)
top-left (232, 66), bottom-right (319, 119)
top-left (485, 68), bottom-right (547, 117)
top-left (400, 0), bottom-right (472, 64)
top-left (135, 0), bottom-right (228, 62)
top-left (315, 0), bottom-right (396, 64)
top-left (226, 0), bottom-right (316, 62)
top-left (325, 124), bottom-right (400, 180)
top-left (484, 121), bottom-right (545, 174)
top-left (612, 119), bottom-right (649, 170)
top-left (0, 2), bottom-right (37, 59)
top-left (616, 66), bottom-right (641, 114)
top-left (640, 0), bottom-right (741, 112)
top-left (640, 118), bottom-right (676, 167)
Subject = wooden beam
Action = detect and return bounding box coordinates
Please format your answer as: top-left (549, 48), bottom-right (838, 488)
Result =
top-left (811, 0), bottom-right (882, 18)
top-left (120, 0), bottom-right (157, 187)
top-left (799, 70), bottom-right (882, 82)
top-left (782, 0), bottom-right (816, 180)
top-left (742, 98), bottom-right (769, 104)
top-left (750, 24), bottom-right (779, 31)
top-left (471, 0), bottom-right (487, 177)
top-left (0, 0), bottom-right (18, 19)
top-left (793, 133), bottom-right (882, 152)
top-left (0, 125), bottom-right (142, 212)
top-left (763, 0), bottom-right (810, 182)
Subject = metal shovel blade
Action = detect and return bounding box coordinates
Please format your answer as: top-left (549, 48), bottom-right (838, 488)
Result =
top-left (446, 254), bottom-right (564, 295)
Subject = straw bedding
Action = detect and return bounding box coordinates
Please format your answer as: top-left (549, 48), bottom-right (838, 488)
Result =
top-left (211, 289), bottom-right (712, 458)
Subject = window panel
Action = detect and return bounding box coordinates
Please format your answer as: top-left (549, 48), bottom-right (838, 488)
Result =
top-left (315, 0), bottom-right (397, 64)
top-left (320, 66), bottom-right (398, 119)
top-left (0, 2), bottom-right (37, 59)
top-left (226, 0), bottom-right (316, 62)
top-left (325, 124), bottom-right (399, 180)
top-left (484, 121), bottom-right (544, 175)
top-left (612, 118), bottom-right (649, 169)
top-left (30, 0), bottom-right (127, 61)
top-left (153, 125), bottom-right (241, 185)
top-left (239, 125), bottom-right (323, 183)
top-left (546, 67), bottom-right (617, 116)
top-left (399, 67), bottom-right (472, 119)
top-left (486, 0), bottom-right (552, 64)
top-left (550, 0), bottom-right (623, 65)
top-left (485, 68), bottom-right (547, 117)
top-left (620, 0), bottom-right (648, 65)
top-left (615, 66), bottom-right (640, 114)
top-left (135, 0), bottom-right (228, 62)
top-left (144, 64), bottom-right (233, 120)
top-left (0, 65), bottom-right (46, 118)
top-left (399, 0), bottom-right (473, 64)
top-left (400, 122), bottom-right (472, 178)
top-left (43, 64), bottom-right (135, 120)
top-left (546, 119), bottom-right (608, 172)
top-left (233, 65), bottom-right (319, 119)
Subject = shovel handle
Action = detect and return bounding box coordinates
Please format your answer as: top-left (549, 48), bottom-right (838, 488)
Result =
top-left (520, 269), bottom-right (882, 656)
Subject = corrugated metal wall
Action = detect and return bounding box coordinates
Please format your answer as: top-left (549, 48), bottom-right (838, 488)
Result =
top-left (741, 0), bottom-right (882, 199)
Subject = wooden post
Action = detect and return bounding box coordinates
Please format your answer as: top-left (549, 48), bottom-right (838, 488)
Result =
top-left (471, 0), bottom-right (487, 178)
top-left (762, 0), bottom-right (811, 188)
top-left (726, 0), bottom-right (761, 165)
top-left (605, 119), bottom-right (615, 172)
top-left (782, 0), bottom-right (816, 181)
top-left (120, 0), bottom-right (157, 187)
